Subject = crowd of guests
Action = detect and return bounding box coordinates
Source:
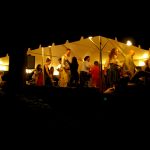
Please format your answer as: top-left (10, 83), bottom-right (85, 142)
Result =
top-left (0, 47), bottom-right (149, 92)
top-left (104, 47), bottom-right (150, 91)
top-left (29, 48), bottom-right (100, 88)
top-left (27, 47), bottom-right (150, 91)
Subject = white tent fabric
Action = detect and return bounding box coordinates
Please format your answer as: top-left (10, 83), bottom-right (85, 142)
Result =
top-left (0, 54), bottom-right (9, 71)
top-left (0, 35), bottom-right (149, 73)
top-left (27, 36), bottom-right (149, 74)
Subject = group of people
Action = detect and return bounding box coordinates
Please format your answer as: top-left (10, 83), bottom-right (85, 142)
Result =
top-left (104, 47), bottom-right (150, 91)
top-left (29, 47), bottom-right (150, 90)
top-left (30, 48), bottom-right (101, 88)
top-left (31, 58), bottom-right (55, 87)
top-left (56, 48), bottom-right (101, 88)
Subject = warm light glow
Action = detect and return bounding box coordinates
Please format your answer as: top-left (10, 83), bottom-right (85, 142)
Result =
top-left (142, 53), bottom-right (149, 59)
top-left (48, 46), bottom-right (51, 48)
top-left (102, 64), bottom-right (105, 70)
top-left (126, 40), bottom-right (132, 46)
top-left (139, 61), bottom-right (145, 66)
top-left (26, 69), bottom-right (34, 74)
top-left (80, 36), bottom-right (84, 40)
top-left (88, 36), bottom-right (92, 40)
top-left (65, 40), bottom-right (69, 44)
top-left (0, 61), bottom-right (3, 65)
top-left (53, 66), bottom-right (59, 76)
top-left (53, 67), bottom-right (59, 76)
top-left (53, 70), bottom-right (59, 76)
top-left (0, 65), bottom-right (8, 71)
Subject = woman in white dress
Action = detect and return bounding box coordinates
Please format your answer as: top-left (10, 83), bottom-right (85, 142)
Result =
top-left (59, 48), bottom-right (71, 87)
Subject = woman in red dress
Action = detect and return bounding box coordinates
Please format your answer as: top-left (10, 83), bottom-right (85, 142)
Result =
top-left (34, 64), bottom-right (43, 86)
top-left (90, 61), bottom-right (100, 88)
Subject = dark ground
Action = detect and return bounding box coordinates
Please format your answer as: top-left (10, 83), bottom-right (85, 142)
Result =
top-left (0, 84), bottom-right (150, 128)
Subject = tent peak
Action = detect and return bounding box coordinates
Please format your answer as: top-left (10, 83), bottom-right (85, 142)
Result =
top-left (80, 36), bottom-right (84, 40)
top-left (65, 40), bottom-right (69, 44)
top-left (28, 48), bottom-right (31, 51)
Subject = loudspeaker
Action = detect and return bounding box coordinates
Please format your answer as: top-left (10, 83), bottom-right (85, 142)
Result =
top-left (26, 55), bottom-right (35, 69)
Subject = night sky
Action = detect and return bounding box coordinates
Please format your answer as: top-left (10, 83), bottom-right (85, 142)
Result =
top-left (0, 29), bottom-right (149, 48)
top-left (0, 3), bottom-right (149, 53)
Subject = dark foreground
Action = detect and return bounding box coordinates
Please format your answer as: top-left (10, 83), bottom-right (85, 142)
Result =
top-left (0, 84), bottom-right (150, 128)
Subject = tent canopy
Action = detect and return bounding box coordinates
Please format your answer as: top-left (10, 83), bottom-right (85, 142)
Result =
top-left (27, 35), bottom-right (149, 70)
top-left (1, 35), bottom-right (149, 72)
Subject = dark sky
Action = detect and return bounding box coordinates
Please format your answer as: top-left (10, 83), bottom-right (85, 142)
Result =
top-left (99, 31), bottom-right (150, 50)
top-left (0, 25), bottom-right (149, 58)
top-left (0, 3), bottom-right (149, 53)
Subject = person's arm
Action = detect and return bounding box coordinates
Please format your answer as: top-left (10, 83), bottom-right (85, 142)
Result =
top-left (61, 55), bottom-right (65, 68)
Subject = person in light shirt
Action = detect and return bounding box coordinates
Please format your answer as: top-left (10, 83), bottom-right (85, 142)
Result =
top-left (90, 61), bottom-right (100, 88)
top-left (80, 56), bottom-right (91, 87)
top-left (56, 58), bottom-right (63, 86)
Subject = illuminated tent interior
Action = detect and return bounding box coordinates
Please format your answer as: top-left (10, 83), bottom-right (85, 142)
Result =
top-left (0, 54), bottom-right (9, 71)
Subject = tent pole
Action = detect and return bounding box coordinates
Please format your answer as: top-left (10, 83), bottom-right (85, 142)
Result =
top-left (49, 46), bottom-right (52, 61)
top-left (99, 36), bottom-right (103, 93)
top-left (42, 47), bottom-right (45, 86)
top-left (88, 37), bottom-right (103, 93)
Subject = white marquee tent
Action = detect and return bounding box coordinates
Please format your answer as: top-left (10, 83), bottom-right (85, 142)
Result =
top-left (27, 35), bottom-right (150, 75)
top-left (0, 35), bottom-right (149, 73)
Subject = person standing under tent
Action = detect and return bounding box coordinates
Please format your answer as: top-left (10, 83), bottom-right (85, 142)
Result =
top-left (116, 48), bottom-right (138, 90)
top-left (44, 58), bottom-right (52, 87)
top-left (69, 56), bottom-right (79, 87)
top-left (104, 48), bottom-right (121, 90)
top-left (49, 66), bottom-right (55, 86)
top-left (122, 49), bottom-right (137, 80)
top-left (59, 48), bottom-right (71, 87)
top-left (80, 56), bottom-right (92, 87)
top-left (90, 61), bottom-right (100, 88)
top-left (32, 64), bottom-right (43, 86)
top-left (56, 58), bottom-right (63, 86)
